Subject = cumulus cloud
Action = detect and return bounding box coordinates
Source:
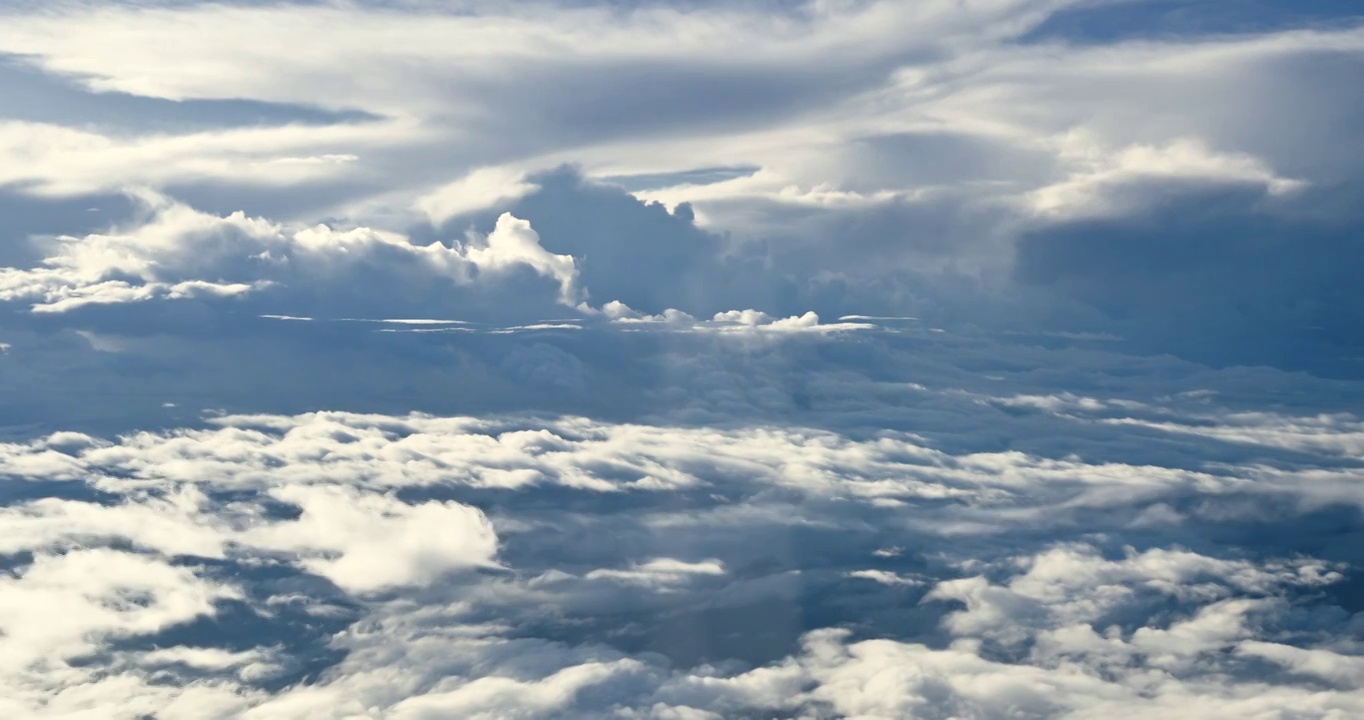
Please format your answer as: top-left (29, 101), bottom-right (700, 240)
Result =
top-left (464, 213), bottom-right (581, 305)
top-left (245, 485), bottom-right (500, 593)
top-left (0, 192), bottom-right (582, 319)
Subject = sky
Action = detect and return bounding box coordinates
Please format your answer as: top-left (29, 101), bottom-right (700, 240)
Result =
top-left (0, 0), bottom-right (1363, 717)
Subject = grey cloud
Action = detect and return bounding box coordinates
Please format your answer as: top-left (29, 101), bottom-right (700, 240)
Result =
top-left (461, 167), bottom-right (757, 317)
top-left (0, 190), bottom-right (141, 268)
top-left (1014, 183), bottom-right (1364, 376)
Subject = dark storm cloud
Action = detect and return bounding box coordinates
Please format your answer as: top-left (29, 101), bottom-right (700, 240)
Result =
top-left (1015, 183), bottom-right (1364, 376)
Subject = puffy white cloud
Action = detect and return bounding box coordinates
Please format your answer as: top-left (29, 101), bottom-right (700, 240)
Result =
top-left (0, 0), bottom-right (1351, 267)
top-left (0, 549), bottom-right (238, 673)
top-left (0, 487), bottom-right (228, 558)
top-left (927, 544), bottom-right (1340, 646)
top-left (384, 659), bottom-right (649, 720)
top-left (245, 484), bottom-right (500, 593)
top-left (0, 193), bottom-right (580, 316)
top-left (465, 213), bottom-right (582, 305)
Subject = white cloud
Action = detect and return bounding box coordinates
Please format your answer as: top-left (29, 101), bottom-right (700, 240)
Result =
top-left (1099, 411), bottom-right (1364, 457)
top-left (0, 488), bottom-right (228, 558)
top-left (0, 0), bottom-right (1350, 258)
top-left (415, 167), bottom-right (540, 226)
top-left (4, 400), bottom-right (1360, 529)
top-left (585, 558), bottom-right (726, 589)
top-left (134, 646), bottom-right (274, 674)
top-left (0, 2), bottom-right (1065, 109)
top-left (464, 213), bottom-right (582, 305)
top-left (244, 484), bottom-right (499, 593)
top-left (1237, 641), bottom-right (1364, 686)
top-left (0, 118), bottom-right (410, 197)
top-left (846, 569), bottom-right (922, 586)
top-left (0, 194), bottom-right (581, 315)
top-left (385, 659), bottom-right (648, 720)
top-left (926, 544), bottom-right (1340, 646)
top-left (1027, 136), bottom-right (1307, 219)
top-left (601, 305), bottom-right (874, 335)
top-left (0, 401), bottom-right (1361, 717)
top-left (0, 549), bottom-right (238, 674)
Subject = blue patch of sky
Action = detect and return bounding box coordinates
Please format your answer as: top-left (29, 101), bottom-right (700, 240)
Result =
top-left (1021, 0), bottom-right (1364, 45)
top-left (0, 53), bottom-right (379, 135)
top-left (601, 165), bottom-right (761, 192)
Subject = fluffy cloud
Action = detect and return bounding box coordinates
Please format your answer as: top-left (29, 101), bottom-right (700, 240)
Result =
top-left (1, 1), bottom-right (1355, 285)
top-left (0, 400), bottom-right (1361, 717)
top-left (0, 192), bottom-right (580, 318)
top-left (0, 548), bottom-right (238, 678)
top-left (246, 484), bottom-right (500, 593)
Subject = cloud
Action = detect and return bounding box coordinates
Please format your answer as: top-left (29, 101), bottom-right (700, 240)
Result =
top-left (1013, 184), bottom-right (1364, 374)
top-left (0, 192), bottom-right (581, 320)
top-left (1026, 136), bottom-right (1307, 220)
top-left (245, 485), bottom-right (500, 593)
top-left (0, 1), bottom-right (1356, 372)
top-left (0, 390), bottom-right (1361, 716)
top-left (600, 304), bottom-right (874, 335)
top-left (0, 118), bottom-right (406, 198)
top-left (0, 549), bottom-right (239, 674)
top-left (0, 487), bottom-right (227, 558)
top-left (414, 167), bottom-right (540, 226)
top-left (585, 558), bottom-right (726, 589)
top-left (465, 213), bottom-right (582, 305)
top-left (1, 1), bottom-right (1364, 717)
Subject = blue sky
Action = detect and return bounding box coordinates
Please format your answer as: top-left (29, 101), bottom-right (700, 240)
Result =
top-left (1, 1), bottom-right (1363, 717)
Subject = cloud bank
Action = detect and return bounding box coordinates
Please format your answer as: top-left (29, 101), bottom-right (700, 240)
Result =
top-left (1, 397), bottom-right (1363, 717)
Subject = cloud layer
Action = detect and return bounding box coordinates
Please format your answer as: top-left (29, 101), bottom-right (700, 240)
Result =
top-left (1, 0), bottom-right (1363, 717)
top-left (1, 391), bottom-right (1363, 717)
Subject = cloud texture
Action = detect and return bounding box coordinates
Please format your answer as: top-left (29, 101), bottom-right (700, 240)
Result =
top-left (2, 393), bottom-right (1364, 717)
top-left (1, 0), bottom-right (1362, 717)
